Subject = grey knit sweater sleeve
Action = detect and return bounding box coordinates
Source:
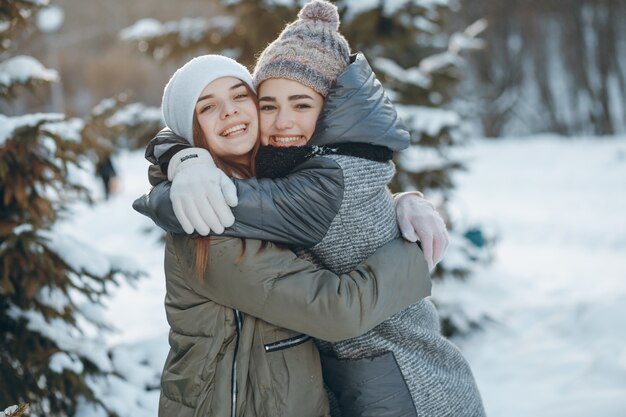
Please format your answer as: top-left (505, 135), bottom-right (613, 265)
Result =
top-left (300, 154), bottom-right (486, 417)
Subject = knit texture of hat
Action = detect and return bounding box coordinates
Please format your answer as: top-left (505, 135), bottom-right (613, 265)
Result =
top-left (253, 0), bottom-right (350, 97)
top-left (162, 54), bottom-right (254, 144)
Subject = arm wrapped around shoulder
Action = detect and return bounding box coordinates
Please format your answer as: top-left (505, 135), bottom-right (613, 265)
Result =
top-left (176, 236), bottom-right (431, 342)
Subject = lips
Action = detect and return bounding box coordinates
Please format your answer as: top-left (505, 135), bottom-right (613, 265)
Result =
top-left (220, 123), bottom-right (248, 137)
top-left (269, 135), bottom-right (308, 147)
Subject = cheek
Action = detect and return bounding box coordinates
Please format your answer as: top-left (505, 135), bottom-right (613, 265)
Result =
top-left (304, 114), bottom-right (320, 138)
top-left (259, 114), bottom-right (272, 142)
top-left (198, 115), bottom-right (215, 144)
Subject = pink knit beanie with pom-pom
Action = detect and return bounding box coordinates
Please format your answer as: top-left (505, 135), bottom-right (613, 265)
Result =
top-left (252, 0), bottom-right (351, 97)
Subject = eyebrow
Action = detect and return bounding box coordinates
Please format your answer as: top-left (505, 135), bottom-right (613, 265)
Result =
top-left (258, 94), bottom-right (315, 102)
top-left (197, 82), bottom-right (247, 103)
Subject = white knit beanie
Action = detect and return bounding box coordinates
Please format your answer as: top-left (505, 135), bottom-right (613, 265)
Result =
top-left (162, 54), bottom-right (255, 144)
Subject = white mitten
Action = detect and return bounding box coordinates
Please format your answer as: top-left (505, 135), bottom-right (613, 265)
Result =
top-left (395, 192), bottom-right (449, 271)
top-left (168, 147), bottom-right (238, 235)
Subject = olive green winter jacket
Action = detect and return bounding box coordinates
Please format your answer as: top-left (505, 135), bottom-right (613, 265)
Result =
top-left (160, 234), bottom-right (430, 417)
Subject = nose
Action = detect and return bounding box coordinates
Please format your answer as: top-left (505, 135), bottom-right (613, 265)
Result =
top-left (275, 109), bottom-right (293, 130)
top-left (221, 100), bottom-right (239, 119)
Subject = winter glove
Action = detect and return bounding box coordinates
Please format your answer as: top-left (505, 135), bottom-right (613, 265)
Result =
top-left (395, 192), bottom-right (449, 271)
top-left (168, 147), bottom-right (238, 235)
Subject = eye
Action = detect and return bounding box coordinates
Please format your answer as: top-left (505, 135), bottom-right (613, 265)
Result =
top-left (295, 103), bottom-right (312, 110)
top-left (234, 92), bottom-right (249, 100)
top-left (259, 104), bottom-right (277, 112)
top-left (198, 104), bottom-right (215, 114)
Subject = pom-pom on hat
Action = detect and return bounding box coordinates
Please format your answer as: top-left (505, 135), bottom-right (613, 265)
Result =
top-left (162, 54), bottom-right (254, 144)
top-left (253, 0), bottom-right (351, 97)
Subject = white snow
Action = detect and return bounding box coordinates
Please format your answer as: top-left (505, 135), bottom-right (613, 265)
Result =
top-left (447, 135), bottom-right (626, 416)
top-left (106, 103), bottom-right (162, 128)
top-left (396, 104), bottom-right (460, 137)
top-left (36, 286), bottom-right (70, 313)
top-left (397, 145), bottom-right (453, 173)
top-left (374, 57), bottom-right (432, 88)
top-left (413, 16), bottom-right (439, 34)
top-left (49, 352), bottom-right (84, 374)
top-left (120, 17), bottom-right (235, 47)
top-left (23, 0), bottom-right (48, 5)
top-left (342, 0), bottom-right (453, 19)
top-left (55, 150), bottom-right (169, 347)
top-left (42, 118), bottom-right (84, 143)
top-left (21, 136), bottom-right (625, 416)
top-left (1, 406), bottom-right (19, 417)
top-left (419, 51), bottom-right (463, 74)
top-left (0, 55), bottom-right (58, 89)
top-left (0, 113), bottom-right (64, 147)
top-left (7, 306), bottom-right (113, 373)
top-left (38, 230), bottom-right (112, 278)
top-left (36, 5), bottom-right (64, 33)
top-left (448, 31), bottom-right (486, 54)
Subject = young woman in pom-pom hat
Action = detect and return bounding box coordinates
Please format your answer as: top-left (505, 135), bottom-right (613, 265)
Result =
top-left (249, 2), bottom-right (484, 416)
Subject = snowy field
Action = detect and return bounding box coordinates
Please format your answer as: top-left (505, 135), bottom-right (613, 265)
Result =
top-left (60, 135), bottom-right (626, 416)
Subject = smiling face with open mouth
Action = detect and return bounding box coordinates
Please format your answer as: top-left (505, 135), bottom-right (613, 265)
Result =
top-left (258, 78), bottom-right (324, 148)
top-left (194, 77), bottom-right (259, 164)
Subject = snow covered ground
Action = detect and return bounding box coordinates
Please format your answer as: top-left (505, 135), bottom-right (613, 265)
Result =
top-left (447, 135), bottom-right (626, 417)
top-left (62, 135), bottom-right (626, 416)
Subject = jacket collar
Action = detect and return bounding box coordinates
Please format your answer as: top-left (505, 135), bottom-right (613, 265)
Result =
top-left (309, 52), bottom-right (410, 152)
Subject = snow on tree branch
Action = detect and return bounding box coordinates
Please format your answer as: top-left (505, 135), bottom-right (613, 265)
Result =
top-left (106, 103), bottom-right (162, 128)
top-left (419, 51), bottom-right (464, 75)
top-left (397, 146), bottom-right (454, 173)
top-left (120, 16), bottom-right (235, 47)
top-left (397, 105), bottom-right (460, 137)
top-left (374, 57), bottom-right (432, 88)
top-left (448, 19), bottom-right (487, 54)
top-left (0, 55), bottom-right (58, 93)
top-left (42, 118), bottom-right (85, 143)
top-left (0, 113), bottom-right (64, 147)
top-left (342, 0), bottom-right (457, 20)
top-left (7, 305), bottom-right (113, 372)
top-left (38, 230), bottom-right (113, 278)
top-left (0, 404), bottom-right (29, 417)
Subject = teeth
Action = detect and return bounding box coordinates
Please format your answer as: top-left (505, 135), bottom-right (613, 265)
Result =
top-left (222, 124), bottom-right (246, 136)
top-left (273, 136), bottom-right (302, 143)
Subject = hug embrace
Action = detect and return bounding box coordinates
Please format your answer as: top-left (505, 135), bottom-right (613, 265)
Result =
top-left (134, 1), bottom-right (486, 416)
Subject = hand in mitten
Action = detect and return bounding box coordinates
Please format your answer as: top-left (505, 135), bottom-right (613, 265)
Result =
top-left (168, 148), bottom-right (238, 235)
top-left (395, 192), bottom-right (449, 271)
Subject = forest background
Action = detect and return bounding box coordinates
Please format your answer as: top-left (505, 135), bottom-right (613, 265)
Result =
top-left (5, 0), bottom-right (625, 137)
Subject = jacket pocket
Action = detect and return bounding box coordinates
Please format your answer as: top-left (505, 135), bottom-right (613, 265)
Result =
top-left (253, 328), bottom-right (328, 417)
top-left (161, 335), bottom-right (218, 408)
top-left (264, 333), bottom-right (311, 352)
top-left (321, 351), bottom-right (416, 417)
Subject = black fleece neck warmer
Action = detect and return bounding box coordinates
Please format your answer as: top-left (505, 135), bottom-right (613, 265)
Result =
top-left (255, 143), bottom-right (394, 179)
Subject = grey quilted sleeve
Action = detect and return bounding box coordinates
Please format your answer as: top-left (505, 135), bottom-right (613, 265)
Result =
top-left (132, 156), bottom-right (344, 248)
top-left (145, 128), bottom-right (191, 173)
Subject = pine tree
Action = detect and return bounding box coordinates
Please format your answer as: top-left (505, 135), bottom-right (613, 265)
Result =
top-left (1, 2), bottom-right (142, 415)
top-left (122, 0), bottom-right (491, 336)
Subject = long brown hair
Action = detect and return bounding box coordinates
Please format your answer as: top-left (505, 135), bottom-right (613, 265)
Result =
top-left (191, 85), bottom-right (261, 280)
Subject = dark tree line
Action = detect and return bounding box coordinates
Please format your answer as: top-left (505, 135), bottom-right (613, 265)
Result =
top-left (459, 0), bottom-right (626, 136)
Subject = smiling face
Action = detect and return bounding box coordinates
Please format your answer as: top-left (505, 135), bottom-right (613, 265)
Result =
top-left (194, 76), bottom-right (259, 164)
top-left (258, 78), bottom-right (324, 147)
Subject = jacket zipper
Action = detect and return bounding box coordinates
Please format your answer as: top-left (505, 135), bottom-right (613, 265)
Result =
top-left (231, 309), bottom-right (242, 417)
top-left (264, 334), bottom-right (311, 353)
